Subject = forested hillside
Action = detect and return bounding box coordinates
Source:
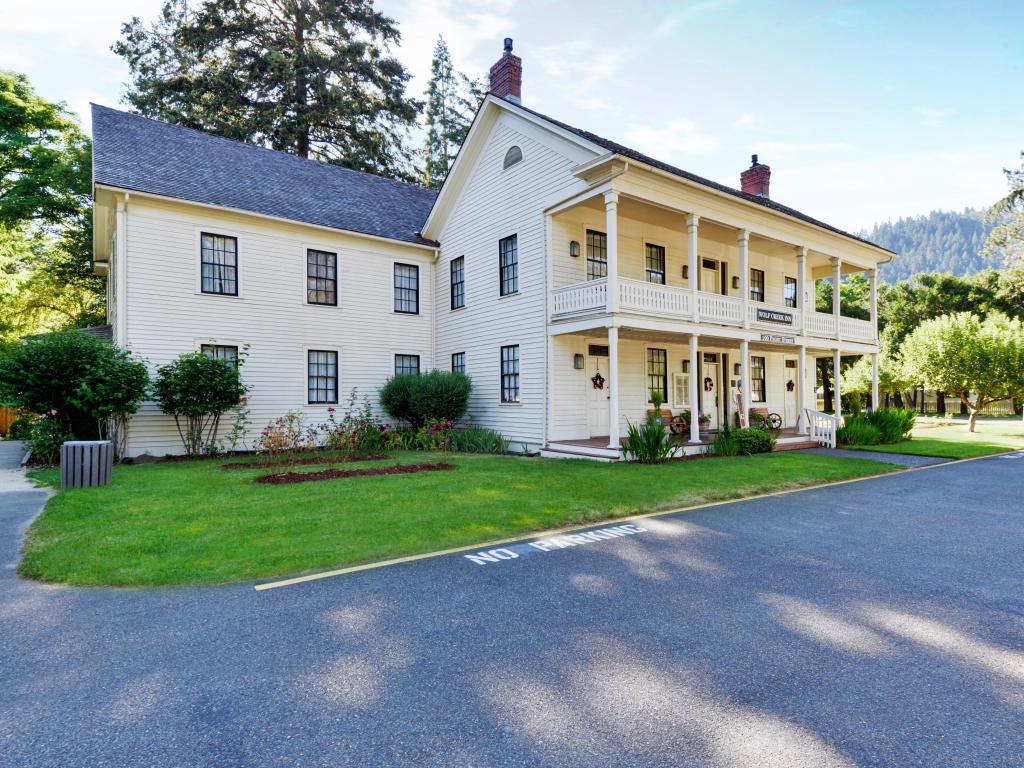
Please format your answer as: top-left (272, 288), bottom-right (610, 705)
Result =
top-left (862, 209), bottom-right (1001, 282)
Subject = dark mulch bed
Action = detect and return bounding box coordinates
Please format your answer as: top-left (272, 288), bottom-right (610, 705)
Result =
top-left (255, 462), bottom-right (456, 485)
top-left (221, 454), bottom-right (390, 471)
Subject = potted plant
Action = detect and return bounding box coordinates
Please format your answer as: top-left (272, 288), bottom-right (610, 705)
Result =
top-left (698, 412), bottom-right (712, 432)
top-left (646, 389), bottom-right (671, 425)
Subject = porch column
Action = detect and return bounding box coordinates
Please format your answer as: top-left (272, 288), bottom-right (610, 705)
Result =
top-left (871, 352), bottom-right (880, 413)
top-left (869, 268), bottom-right (878, 342)
top-left (740, 339), bottom-right (751, 427)
top-left (687, 213), bottom-right (700, 322)
top-left (689, 334), bottom-right (700, 443)
top-left (833, 348), bottom-right (842, 422)
top-left (797, 344), bottom-right (808, 433)
top-left (605, 191), bottom-right (620, 314)
top-left (739, 229), bottom-right (750, 328)
top-left (796, 246), bottom-right (808, 331)
top-left (832, 257), bottom-right (842, 342)
top-left (607, 326), bottom-right (620, 450)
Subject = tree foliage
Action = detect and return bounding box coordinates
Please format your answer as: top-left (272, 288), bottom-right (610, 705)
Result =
top-left (379, 370), bottom-right (471, 428)
top-left (422, 36), bottom-right (483, 189)
top-left (114, 0), bottom-right (422, 181)
top-left (984, 150), bottom-right (1024, 268)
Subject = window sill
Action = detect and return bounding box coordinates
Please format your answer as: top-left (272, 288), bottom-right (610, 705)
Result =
top-left (498, 291), bottom-right (520, 300)
top-left (394, 310), bottom-right (421, 316)
top-left (499, 401), bottom-right (522, 406)
top-left (196, 290), bottom-right (242, 299)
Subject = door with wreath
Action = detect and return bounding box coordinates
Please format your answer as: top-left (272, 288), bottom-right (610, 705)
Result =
top-left (587, 352), bottom-right (610, 437)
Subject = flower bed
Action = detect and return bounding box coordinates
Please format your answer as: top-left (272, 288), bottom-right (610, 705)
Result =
top-left (255, 462), bottom-right (456, 485)
top-left (221, 454), bottom-right (390, 470)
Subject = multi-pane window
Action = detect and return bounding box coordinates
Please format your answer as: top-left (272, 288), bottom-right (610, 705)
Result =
top-left (395, 354), bottom-right (420, 376)
top-left (394, 263), bottom-right (419, 313)
top-left (784, 276), bottom-right (798, 308)
top-left (647, 348), bottom-right (668, 403)
top-left (201, 344), bottom-right (239, 366)
top-left (751, 355), bottom-right (766, 402)
top-left (452, 352), bottom-right (466, 373)
top-left (499, 235), bottom-right (518, 296)
top-left (307, 249), bottom-right (337, 305)
top-left (307, 350), bottom-right (338, 404)
top-left (586, 229), bottom-right (607, 280)
top-left (500, 345), bottom-right (520, 403)
top-left (200, 233), bottom-right (238, 295)
top-left (645, 243), bottom-right (666, 284)
top-left (450, 256), bottom-right (465, 310)
top-left (750, 268), bottom-right (765, 302)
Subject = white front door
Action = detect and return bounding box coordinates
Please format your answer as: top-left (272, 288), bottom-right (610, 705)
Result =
top-left (587, 355), bottom-right (610, 437)
top-left (702, 361), bottom-right (720, 430)
top-left (784, 359), bottom-right (798, 427)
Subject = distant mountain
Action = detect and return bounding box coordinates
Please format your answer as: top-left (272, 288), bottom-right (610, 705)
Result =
top-left (861, 209), bottom-right (1002, 283)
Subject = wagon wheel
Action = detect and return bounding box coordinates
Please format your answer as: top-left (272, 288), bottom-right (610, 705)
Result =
top-left (767, 412), bottom-right (783, 430)
top-left (669, 414), bottom-right (688, 435)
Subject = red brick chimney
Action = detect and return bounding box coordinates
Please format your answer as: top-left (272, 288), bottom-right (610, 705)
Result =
top-left (489, 38), bottom-right (522, 104)
top-left (741, 154), bottom-right (771, 198)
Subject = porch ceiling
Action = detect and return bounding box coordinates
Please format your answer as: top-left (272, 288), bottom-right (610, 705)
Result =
top-left (566, 326), bottom-right (858, 355)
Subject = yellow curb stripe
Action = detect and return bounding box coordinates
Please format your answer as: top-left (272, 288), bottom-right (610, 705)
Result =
top-left (253, 448), bottom-right (1021, 592)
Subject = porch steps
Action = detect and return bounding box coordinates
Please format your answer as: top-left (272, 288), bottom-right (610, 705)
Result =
top-left (540, 443), bottom-right (621, 462)
top-left (772, 440), bottom-right (821, 452)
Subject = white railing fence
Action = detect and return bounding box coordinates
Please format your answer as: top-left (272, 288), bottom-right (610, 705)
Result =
top-left (697, 291), bottom-right (743, 324)
top-left (804, 408), bottom-right (840, 448)
top-left (839, 316), bottom-right (875, 342)
top-left (551, 278), bottom-right (607, 317)
top-left (618, 278), bottom-right (691, 318)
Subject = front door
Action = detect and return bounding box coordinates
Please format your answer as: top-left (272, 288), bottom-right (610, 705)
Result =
top-left (700, 258), bottom-right (719, 293)
top-left (587, 354), bottom-right (610, 437)
top-left (784, 358), bottom-right (798, 427)
top-left (702, 361), bottom-right (720, 430)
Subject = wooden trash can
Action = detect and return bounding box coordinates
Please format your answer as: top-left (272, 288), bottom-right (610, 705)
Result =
top-left (60, 440), bottom-right (114, 489)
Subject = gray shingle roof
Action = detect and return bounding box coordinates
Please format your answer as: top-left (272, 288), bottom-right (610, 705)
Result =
top-left (91, 105), bottom-right (438, 246)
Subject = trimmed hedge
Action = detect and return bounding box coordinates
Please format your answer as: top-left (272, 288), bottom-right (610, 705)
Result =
top-left (380, 370), bottom-right (471, 429)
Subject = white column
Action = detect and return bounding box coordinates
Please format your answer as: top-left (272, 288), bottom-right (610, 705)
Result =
top-left (687, 213), bottom-right (700, 322)
top-left (869, 268), bottom-right (878, 342)
top-left (797, 344), bottom-right (808, 433)
top-left (689, 334), bottom-right (700, 443)
top-left (605, 191), bottom-right (619, 314)
top-left (832, 257), bottom-right (842, 342)
top-left (739, 229), bottom-right (750, 328)
top-left (833, 348), bottom-right (842, 422)
top-left (607, 326), bottom-right (620, 450)
top-left (871, 352), bottom-right (880, 413)
top-left (796, 246), bottom-right (808, 331)
top-left (740, 339), bottom-right (751, 427)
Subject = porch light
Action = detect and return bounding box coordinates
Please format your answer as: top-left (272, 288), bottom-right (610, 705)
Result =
top-left (569, 240), bottom-right (580, 258)
top-left (734, 363), bottom-right (741, 375)
top-left (731, 275), bottom-right (740, 289)
top-left (574, 353), bottom-right (585, 369)
top-left (682, 265), bottom-right (689, 279)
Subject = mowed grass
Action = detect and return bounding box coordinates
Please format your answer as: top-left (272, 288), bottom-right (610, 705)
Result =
top-left (22, 451), bottom-right (895, 587)
top-left (845, 419), bottom-right (1024, 459)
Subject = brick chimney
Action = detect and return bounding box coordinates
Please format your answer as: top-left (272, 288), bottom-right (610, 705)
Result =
top-left (489, 38), bottom-right (522, 104)
top-left (741, 154), bottom-right (771, 198)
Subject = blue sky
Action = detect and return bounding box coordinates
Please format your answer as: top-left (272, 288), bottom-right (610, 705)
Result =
top-left (3, 0), bottom-right (1021, 231)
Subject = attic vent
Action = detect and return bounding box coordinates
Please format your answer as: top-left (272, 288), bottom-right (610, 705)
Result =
top-left (503, 145), bottom-right (523, 169)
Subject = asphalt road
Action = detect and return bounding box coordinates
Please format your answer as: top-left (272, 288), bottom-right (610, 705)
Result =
top-left (2, 453), bottom-right (1023, 767)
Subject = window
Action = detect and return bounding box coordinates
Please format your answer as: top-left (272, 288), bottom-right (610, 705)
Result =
top-left (499, 235), bottom-right (518, 296)
top-left (751, 355), bottom-right (766, 402)
top-left (647, 348), bottom-right (667, 403)
top-left (450, 256), bottom-right (465, 310)
top-left (307, 249), bottom-right (337, 305)
top-left (500, 345), bottom-right (520, 403)
top-left (784, 276), bottom-right (798, 308)
top-left (586, 229), bottom-right (607, 280)
top-left (750, 268), bottom-right (765, 302)
top-left (201, 344), bottom-right (238, 366)
top-left (451, 352), bottom-right (466, 373)
top-left (394, 263), bottom-right (419, 313)
top-left (395, 354), bottom-right (421, 376)
top-left (307, 350), bottom-right (338, 404)
top-left (200, 233), bottom-right (238, 295)
top-left (645, 243), bottom-right (666, 284)
top-left (503, 146), bottom-right (523, 169)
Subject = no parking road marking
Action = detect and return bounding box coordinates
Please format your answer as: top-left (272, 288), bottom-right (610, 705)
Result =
top-left (464, 523), bottom-right (648, 566)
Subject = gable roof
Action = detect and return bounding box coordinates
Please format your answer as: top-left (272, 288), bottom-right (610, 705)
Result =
top-left (91, 105), bottom-right (438, 247)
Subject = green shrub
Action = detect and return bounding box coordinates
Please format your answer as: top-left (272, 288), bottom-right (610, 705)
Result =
top-left (450, 426), bottom-right (510, 454)
top-left (731, 427), bottom-right (775, 455)
top-left (842, 390), bottom-right (864, 417)
top-left (864, 407), bottom-right (915, 443)
top-left (7, 416), bottom-right (33, 440)
top-left (319, 391), bottom-right (388, 456)
top-left (380, 370), bottom-right (471, 428)
top-left (26, 412), bottom-right (70, 465)
top-left (837, 418), bottom-right (883, 446)
top-left (623, 419), bottom-right (677, 463)
top-left (711, 426), bottom-right (739, 456)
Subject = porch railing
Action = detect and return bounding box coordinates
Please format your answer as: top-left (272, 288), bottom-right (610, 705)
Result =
top-left (619, 278), bottom-right (691, 318)
top-left (805, 408), bottom-right (840, 448)
top-left (697, 291), bottom-right (743, 325)
top-left (840, 316), bottom-right (875, 343)
top-left (551, 278), bottom-right (607, 317)
top-left (804, 312), bottom-right (836, 339)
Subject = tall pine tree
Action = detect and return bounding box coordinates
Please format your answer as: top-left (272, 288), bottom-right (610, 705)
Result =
top-left (114, 0), bottom-right (422, 181)
top-left (421, 36), bottom-right (484, 189)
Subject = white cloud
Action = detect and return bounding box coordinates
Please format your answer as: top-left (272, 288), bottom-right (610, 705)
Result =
top-left (733, 112), bottom-right (766, 130)
top-left (624, 118), bottom-right (720, 157)
top-left (752, 140), bottom-right (852, 159)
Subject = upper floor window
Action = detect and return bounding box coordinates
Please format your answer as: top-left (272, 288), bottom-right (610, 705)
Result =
top-left (751, 356), bottom-right (766, 402)
top-left (499, 235), bottom-right (518, 296)
top-left (500, 345), bottom-right (520, 403)
top-left (200, 233), bottom-right (238, 295)
top-left (452, 352), bottom-right (466, 373)
top-left (645, 243), bottom-right (666, 285)
top-left (395, 354), bottom-right (421, 376)
top-left (503, 146), bottom-right (523, 169)
top-left (750, 268), bottom-right (765, 302)
top-left (784, 276), bottom-right (798, 308)
top-left (307, 249), bottom-right (337, 306)
top-left (586, 229), bottom-right (607, 280)
top-left (450, 256), bottom-right (465, 310)
top-left (394, 263), bottom-right (419, 314)
top-left (201, 344), bottom-right (239, 366)
top-left (308, 350), bottom-right (338, 404)
top-left (647, 348), bottom-right (668, 404)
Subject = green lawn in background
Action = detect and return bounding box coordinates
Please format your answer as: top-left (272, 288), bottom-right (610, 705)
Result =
top-left (22, 450), bottom-right (894, 587)
top-left (845, 419), bottom-right (1024, 459)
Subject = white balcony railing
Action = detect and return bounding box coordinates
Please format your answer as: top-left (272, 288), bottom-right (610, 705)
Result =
top-left (805, 312), bottom-right (836, 338)
top-left (551, 278), bottom-right (607, 317)
top-left (840, 316), bottom-right (875, 343)
top-left (697, 291), bottom-right (743, 324)
top-left (619, 278), bottom-right (691, 318)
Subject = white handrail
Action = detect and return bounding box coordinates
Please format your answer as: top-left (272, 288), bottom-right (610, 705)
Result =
top-left (804, 408), bottom-right (840, 448)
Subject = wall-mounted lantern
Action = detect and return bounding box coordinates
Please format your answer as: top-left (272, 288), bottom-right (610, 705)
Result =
top-left (734, 363), bottom-right (741, 375)
top-left (682, 265), bottom-right (689, 279)
top-left (573, 353), bottom-right (585, 370)
top-left (731, 275), bottom-right (740, 290)
top-left (682, 360), bottom-right (690, 373)
top-left (569, 240), bottom-right (580, 258)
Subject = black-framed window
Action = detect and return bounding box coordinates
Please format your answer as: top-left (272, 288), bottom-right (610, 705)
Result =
top-left (201, 344), bottom-right (239, 366)
top-left (395, 354), bottom-right (420, 376)
top-left (307, 350), bottom-right (338, 404)
top-left (307, 249), bottom-right (337, 305)
top-left (452, 352), bottom-right (466, 373)
top-left (647, 348), bottom-right (667, 403)
top-left (499, 235), bottom-right (518, 296)
top-left (450, 256), bottom-right (465, 310)
top-left (784, 276), bottom-right (798, 308)
top-left (200, 233), bottom-right (238, 295)
top-left (394, 263), bottom-right (419, 314)
top-left (750, 268), bottom-right (765, 302)
top-left (751, 355), bottom-right (766, 402)
top-left (500, 345), bottom-right (520, 403)
top-left (586, 229), bottom-right (607, 280)
top-left (645, 243), bottom-right (666, 284)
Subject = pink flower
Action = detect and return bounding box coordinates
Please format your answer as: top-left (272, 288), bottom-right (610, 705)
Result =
top-left (327, 407), bottom-right (336, 413)
top-left (48, 409), bottom-right (58, 416)
top-left (239, 395), bottom-right (249, 403)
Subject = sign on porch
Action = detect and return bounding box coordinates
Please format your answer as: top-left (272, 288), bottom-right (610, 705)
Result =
top-left (760, 333), bottom-right (796, 344)
top-left (756, 308), bottom-right (793, 324)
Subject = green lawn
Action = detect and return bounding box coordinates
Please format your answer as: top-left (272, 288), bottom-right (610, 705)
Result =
top-left (845, 420), bottom-right (1024, 459)
top-left (23, 451), bottom-right (895, 588)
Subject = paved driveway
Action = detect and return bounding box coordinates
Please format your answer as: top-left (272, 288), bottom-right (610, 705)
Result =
top-left (2, 454), bottom-right (1023, 767)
